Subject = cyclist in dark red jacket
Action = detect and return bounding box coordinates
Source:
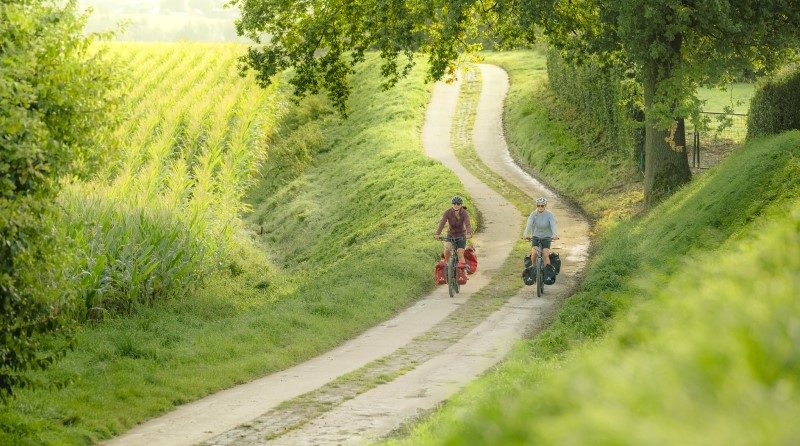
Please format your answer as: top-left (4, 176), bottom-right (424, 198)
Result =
top-left (434, 196), bottom-right (473, 270)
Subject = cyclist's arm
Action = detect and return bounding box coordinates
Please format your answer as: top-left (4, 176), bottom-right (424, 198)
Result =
top-left (464, 211), bottom-right (473, 238)
top-left (434, 210), bottom-right (448, 238)
top-left (522, 213), bottom-right (535, 239)
top-left (549, 212), bottom-right (559, 240)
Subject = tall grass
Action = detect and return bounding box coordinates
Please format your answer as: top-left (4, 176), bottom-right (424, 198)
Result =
top-left (60, 43), bottom-right (280, 314)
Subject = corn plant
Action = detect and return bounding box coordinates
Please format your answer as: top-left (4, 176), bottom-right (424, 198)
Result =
top-left (60, 43), bottom-right (282, 316)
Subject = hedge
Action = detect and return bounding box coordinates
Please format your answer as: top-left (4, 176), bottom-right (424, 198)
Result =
top-left (546, 50), bottom-right (643, 166)
top-left (746, 64), bottom-right (800, 140)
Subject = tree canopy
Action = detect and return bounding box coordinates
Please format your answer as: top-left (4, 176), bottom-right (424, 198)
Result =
top-left (233, 0), bottom-right (800, 203)
top-left (529, 0), bottom-right (800, 201)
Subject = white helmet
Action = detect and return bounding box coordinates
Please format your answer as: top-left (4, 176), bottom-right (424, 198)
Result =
top-left (536, 197), bottom-right (547, 205)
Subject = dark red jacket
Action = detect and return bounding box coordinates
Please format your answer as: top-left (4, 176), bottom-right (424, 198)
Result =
top-left (435, 208), bottom-right (472, 238)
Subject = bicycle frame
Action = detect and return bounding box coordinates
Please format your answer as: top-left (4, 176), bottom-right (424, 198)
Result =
top-left (530, 237), bottom-right (551, 297)
top-left (444, 237), bottom-right (465, 297)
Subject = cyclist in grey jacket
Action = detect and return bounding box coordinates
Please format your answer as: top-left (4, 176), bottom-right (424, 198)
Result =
top-left (522, 197), bottom-right (559, 268)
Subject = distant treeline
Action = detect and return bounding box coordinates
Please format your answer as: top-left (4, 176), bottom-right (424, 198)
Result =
top-left (80, 0), bottom-right (246, 42)
top-left (80, 0), bottom-right (232, 16)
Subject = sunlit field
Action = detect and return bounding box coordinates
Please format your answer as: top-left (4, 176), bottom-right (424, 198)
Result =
top-left (59, 43), bottom-right (280, 314)
top-left (697, 83), bottom-right (755, 114)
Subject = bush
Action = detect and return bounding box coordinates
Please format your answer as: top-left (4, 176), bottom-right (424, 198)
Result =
top-left (546, 50), bottom-right (643, 165)
top-left (746, 64), bottom-right (800, 139)
top-left (0, 0), bottom-right (116, 400)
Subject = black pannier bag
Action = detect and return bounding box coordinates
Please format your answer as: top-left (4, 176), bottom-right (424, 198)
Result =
top-left (522, 255), bottom-right (535, 285)
top-left (543, 264), bottom-right (557, 285)
top-left (549, 252), bottom-right (562, 275)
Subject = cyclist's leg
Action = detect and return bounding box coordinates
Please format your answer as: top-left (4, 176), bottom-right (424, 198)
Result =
top-left (454, 238), bottom-right (467, 266)
top-left (543, 237), bottom-right (553, 266)
top-left (531, 238), bottom-right (540, 265)
top-left (443, 241), bottom-right (453, 264)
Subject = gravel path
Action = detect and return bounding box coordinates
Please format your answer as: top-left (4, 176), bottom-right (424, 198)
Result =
top-left (104, 64), bottom-right (589, 446)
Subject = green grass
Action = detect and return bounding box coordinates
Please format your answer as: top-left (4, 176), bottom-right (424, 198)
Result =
top-left (384, 131), bottom-right (800, 445)
top-left (0, 47), bottom-right (465, 444)
top-left (481, 51), bottom-right (644, 231)
top-left (484, 54), bottom-right (756, 229)
top-left (697, 83), bottom-right (755, 114)
top-left (244, 54), bottom-right (470, 330)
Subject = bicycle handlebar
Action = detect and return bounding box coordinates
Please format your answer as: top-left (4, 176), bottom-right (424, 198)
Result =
top-left (434, 235), bottom-right (471, 241)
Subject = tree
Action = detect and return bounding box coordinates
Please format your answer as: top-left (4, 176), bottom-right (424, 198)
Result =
top-left (526, 0), bottom-right (800, 203)
top-left (232, 0), bottom-right (800, 204)
top-left (0, 0), bottom-right (116, 400)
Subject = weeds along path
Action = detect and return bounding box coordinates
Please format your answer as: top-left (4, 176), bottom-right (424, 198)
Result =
top-left (104, 65), bottom-right (589, 446)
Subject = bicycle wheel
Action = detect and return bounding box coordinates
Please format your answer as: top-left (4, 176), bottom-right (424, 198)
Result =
top-left (447, 262), bottom-right (456, 297)
top-left (454, 265), bottom-right (460, 294)
top-left (536, 262), bottom-right (543, 297)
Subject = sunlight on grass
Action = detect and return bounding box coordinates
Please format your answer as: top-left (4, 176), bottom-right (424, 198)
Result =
top-left (697, 83), bottom-right (755, 114)
top-left (482, 50), bottom-right (644, 231)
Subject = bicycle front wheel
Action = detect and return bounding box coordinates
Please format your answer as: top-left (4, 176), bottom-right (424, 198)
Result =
top-left (447, 264), bottom-right (456, 297)
top-left (536, 265), bottom-right (543, 297)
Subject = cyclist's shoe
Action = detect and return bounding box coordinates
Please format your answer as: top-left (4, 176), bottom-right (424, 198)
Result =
top-left (457, 261), bottom-right (466, 269)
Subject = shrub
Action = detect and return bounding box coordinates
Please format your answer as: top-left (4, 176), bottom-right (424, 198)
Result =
top-left (546, 50), bottom-right (643, 165)
top-left (746, 64), bottom-right (800, 140)
top-left (0, 0), bottom-right (117, 400)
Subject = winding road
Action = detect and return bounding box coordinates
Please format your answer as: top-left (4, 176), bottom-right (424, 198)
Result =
top-left (104, 64), bottom-right (590, 446)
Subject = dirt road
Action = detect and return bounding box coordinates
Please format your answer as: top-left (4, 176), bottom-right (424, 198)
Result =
top-left (104, 64), bottom-right (589, 446)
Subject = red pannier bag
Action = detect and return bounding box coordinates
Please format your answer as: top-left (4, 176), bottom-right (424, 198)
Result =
top-left (434, 259), bottom-right (446, 285)
top-left (464, 246), bottom-right (478, 274)
top-left (457, 265), bottom-right (468, 285)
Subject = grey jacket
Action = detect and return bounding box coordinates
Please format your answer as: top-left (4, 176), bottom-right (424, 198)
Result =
top-left (523, 210), bottom-right (558, 239)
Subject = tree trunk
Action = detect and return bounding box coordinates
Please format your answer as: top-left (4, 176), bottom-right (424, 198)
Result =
top-left (642, 62), bottom-right (692, 206)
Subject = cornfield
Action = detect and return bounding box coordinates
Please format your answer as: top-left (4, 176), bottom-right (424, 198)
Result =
top-left (60, 43), bottom-right (283, 315)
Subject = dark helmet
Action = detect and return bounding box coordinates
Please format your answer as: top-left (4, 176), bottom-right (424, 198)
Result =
top-left (451, 196), bottom-right (464, 205)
